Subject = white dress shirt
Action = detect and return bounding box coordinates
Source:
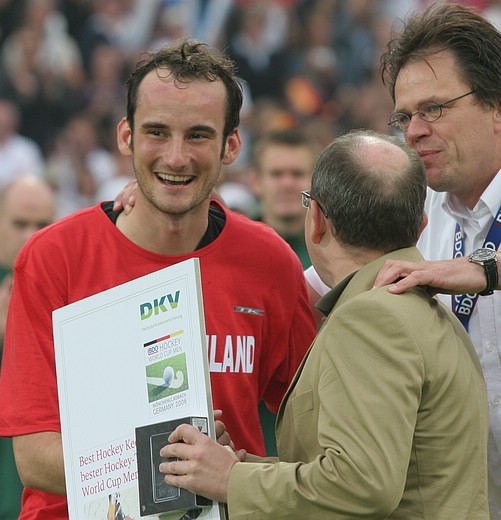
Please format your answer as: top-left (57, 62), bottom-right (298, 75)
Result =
top-left (418, 175), bottom-right (501, 520)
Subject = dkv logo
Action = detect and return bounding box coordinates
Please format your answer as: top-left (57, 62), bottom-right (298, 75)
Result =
top-left (140, 291), bottom-right (180, 320)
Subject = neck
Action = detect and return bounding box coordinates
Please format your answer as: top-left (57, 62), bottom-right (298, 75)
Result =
top-left (455, 166), bottom-right (499, 209)
top-left (456, 190), bottom-right (483, 210)
top-left (262, 211), bottom-right (305, 237)
top-left (329, 245), bottom-right (383, 287)
top-left (116, 201), bottom-right (210, 256)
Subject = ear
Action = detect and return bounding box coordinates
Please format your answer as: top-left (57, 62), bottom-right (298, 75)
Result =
top-left (418, 210), bottom-right (428, 239)
top-left (493, 103), bottom-right (501, 133)
top-left (117, 117), bottom-right (133, 156)
top-left (222, 129), bottom-right (242, 166)
top-left (309, 200), bottom-right (328, 245)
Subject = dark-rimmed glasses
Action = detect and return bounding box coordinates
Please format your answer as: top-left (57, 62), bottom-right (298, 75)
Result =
top-left (301, 190), bottom-right (328, 217)
top-left (388, 90), bottom-right (476, 133)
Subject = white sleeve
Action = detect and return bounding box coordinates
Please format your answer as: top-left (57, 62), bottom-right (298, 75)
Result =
top-left (304, 265), bottom-right (330, 297)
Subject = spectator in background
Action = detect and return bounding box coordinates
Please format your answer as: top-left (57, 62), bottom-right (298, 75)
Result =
top-left (0, 0), bottom-right (26, 48)
top-left (0, 0), bottom-right (85, 152)
top-left (226, 1), bottom-right (291, 102)
top-left (0, 175), bottom-right (55, 362)
top-left (484, 0), bottom-right (501, 29)
top-left (217, 180), bottom-right (257, 216)
top-left (0, 98), bottom-right (45, 187)
top-left (251, 129), bottom-right (319, 270)
top-left (0, 175), bottom-right (56, 520)
top-left (82, 43), bottom-right (128, 149)
top-left (249, 128), bottom-right (321, 455)
top-left (283, 3), bottom-right (339, 121)
top-left (45, 113), bottom-right (117, 218)
top-left (76, 0), bottom-right (162, 72)
top-left (149, 0), bottom-right (233, 51)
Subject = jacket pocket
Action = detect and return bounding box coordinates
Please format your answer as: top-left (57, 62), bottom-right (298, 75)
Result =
top-left (289, 389), bottom-right (314, 417)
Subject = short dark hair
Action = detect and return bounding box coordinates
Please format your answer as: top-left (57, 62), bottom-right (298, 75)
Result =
top-left (126, 39), bottom-right (243, 141)
top-left (380, 3), bottom-right (501, 108)
top-left (311, 129), bottom-right (426, 253)
top-left (252, 129), bottom-right (319, 171)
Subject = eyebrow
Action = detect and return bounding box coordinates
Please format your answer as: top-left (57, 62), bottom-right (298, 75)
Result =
top-left (140, 122), bottom-right (218, 135)
top-left (394, 94), bottom-right (444, 113)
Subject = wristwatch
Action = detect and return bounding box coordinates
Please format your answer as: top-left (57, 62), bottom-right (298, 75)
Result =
top-left (468, 247), bottom-right (499, 296)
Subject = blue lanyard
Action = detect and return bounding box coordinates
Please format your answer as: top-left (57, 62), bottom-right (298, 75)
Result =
top-left (452, 206), bottom-right (501, 330)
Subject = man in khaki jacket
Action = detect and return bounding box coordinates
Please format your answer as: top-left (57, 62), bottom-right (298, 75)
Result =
top-left (159, 130), bottom-right (489, 519)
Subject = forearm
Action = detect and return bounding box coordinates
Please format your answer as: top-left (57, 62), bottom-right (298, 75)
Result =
top-left (13, 431), bottom-right (66, 495)
top-left (244, 453), bottom-right (278, 464)
top-left (375, 252), bottom-right (501, 295)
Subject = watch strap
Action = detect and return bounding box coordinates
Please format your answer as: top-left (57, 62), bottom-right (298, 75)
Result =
top-left (479, 256), bottom-right (498, 296)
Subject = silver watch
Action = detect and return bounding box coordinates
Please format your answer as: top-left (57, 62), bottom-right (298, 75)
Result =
top-left (468, 248), bottom-right (498, 296)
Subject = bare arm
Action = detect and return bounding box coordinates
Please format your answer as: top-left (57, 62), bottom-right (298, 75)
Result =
top-left (13, 431), bottom-right (66, 495)
top-left (373, 254), bottom-right (501, 295)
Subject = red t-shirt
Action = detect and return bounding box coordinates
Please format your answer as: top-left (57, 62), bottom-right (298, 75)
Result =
top-left (0, 202), bottom-right (316, 519)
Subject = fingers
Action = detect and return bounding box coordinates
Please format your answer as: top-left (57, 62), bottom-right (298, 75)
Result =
top-left (373, 260), bottom-right (414, 288)
top-left (112, 189), bottom-right (126, 212)
top-left (214, 410), bottom-right (236, 450)
top-left (165, 424), bottom-right (202, 446)
top-left (216, 430), bottom-right (235, 450)
top-left (214, 417), bottom-right (225, 439)
top-left (159, 432), bottom-right (237, 502)
top-left (112, 180), bottom-right (138, 213)
top-left (387, 274), bottom-right (422, 294)
top-left (235, 448), bottom-right (247, 462)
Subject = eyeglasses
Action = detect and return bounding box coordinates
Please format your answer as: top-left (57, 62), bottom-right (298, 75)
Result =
top-left (301, 190), bottom-right (328, 217)
top-left (388, 90), bottom-right (476, 133)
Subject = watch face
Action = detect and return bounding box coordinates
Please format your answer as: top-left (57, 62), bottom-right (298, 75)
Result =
top-left (471, 248), bottom-right (497, 262)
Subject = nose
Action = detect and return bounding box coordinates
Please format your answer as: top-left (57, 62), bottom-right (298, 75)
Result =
top-left (280, 172), bottom-right (299, 188)
top-left (163, 136), bottom-right (189, 171)
top-left (405, 114), bottom-right (432, 146)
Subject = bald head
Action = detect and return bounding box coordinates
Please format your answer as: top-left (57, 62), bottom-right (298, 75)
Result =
top-left (356, 135), bottom-right (412, 186)
top-left (0, 176), bottom-right (56, 269)
top-left (310, 129), bottom-right (427, 253)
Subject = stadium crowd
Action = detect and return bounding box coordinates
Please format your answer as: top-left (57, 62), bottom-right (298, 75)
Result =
top-left (1, 0), bottom-right (497, 218)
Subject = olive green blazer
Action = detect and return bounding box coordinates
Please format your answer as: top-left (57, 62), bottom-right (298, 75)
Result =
top-left (228, 247), bottom-right (489, 519)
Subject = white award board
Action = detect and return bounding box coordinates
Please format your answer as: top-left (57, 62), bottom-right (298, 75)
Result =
top-left (53, 258), bottom-right (226, 520)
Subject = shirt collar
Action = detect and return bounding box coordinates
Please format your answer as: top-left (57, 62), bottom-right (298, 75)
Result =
top-left (315, 246), bottom-right (424, 317)
top-left (443, 167), bottom-right (501, 222)
top-left (316, 272), bottom-right (356, 316)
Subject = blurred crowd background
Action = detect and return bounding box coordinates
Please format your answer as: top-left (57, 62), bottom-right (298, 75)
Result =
top-left (1, 0), bottom-right (500, 220)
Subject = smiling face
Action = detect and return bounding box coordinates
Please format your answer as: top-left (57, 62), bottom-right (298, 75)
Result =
top-left (117, 70), bottom-right (241, 220)
top-left (394, 51), bottom-right (501, 207)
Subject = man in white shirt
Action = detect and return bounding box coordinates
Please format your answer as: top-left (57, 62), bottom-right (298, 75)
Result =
top-left (309, 4), bottom-right (501, 517)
